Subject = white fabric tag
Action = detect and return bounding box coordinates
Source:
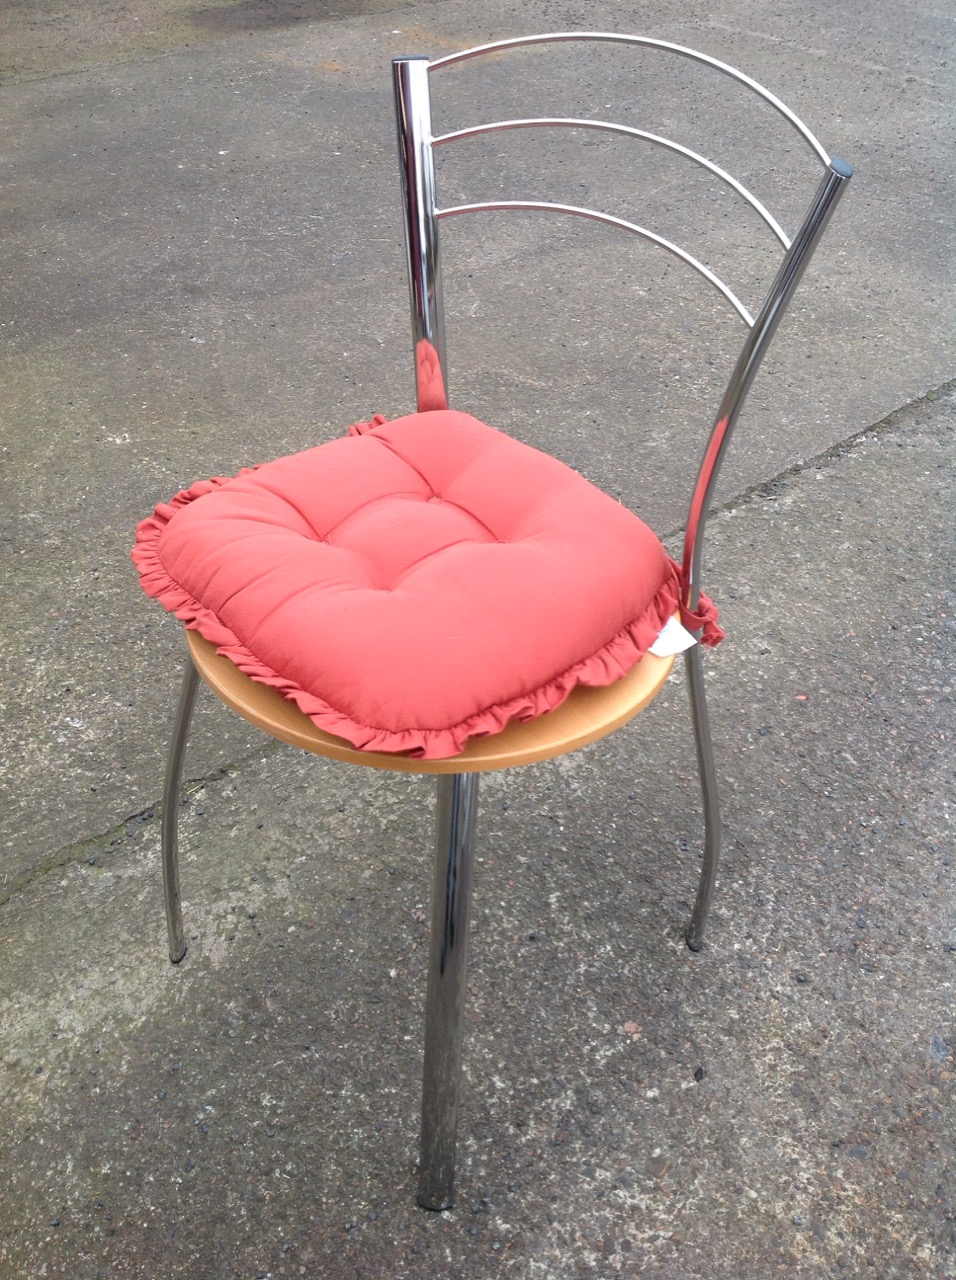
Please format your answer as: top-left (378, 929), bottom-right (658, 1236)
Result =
top-left (648, 615), bottom-right (698, 657)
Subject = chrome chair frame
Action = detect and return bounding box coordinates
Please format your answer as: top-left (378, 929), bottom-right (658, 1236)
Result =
top-left (159, 33), bottom-right (850, 1211)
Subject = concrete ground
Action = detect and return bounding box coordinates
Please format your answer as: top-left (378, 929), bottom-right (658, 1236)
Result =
top-left (0, 1), bottom-right (953, 1277)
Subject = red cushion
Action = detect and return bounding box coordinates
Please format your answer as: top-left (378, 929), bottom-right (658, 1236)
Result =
top-left (133, 410), bottom-right (721, 758)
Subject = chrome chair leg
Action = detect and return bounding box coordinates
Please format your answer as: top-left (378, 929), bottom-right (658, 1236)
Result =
top-left (417, 772), bottom-right (480, 1211)
top-left (162, 655), bottom-right (201, 964)
top-left (684, 644), bottom-right (721, 951)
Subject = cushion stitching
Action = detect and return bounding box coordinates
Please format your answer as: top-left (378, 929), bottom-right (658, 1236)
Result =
top-left (386, 532), bottom-right (499, 589)
top-left (367, 433), bottom-right (441, 496)
top-left (325, 486), bottom-right (433, 542)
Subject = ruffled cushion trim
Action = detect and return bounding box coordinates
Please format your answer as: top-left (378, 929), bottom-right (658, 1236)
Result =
top-left (133, 466), bottom-right (723, 760)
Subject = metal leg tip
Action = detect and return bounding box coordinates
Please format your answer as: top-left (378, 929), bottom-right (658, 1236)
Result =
top-left (685, 928), bottom-right (704, 953)
top-left (169, 944), bottom-right (188, 965)
top-left (416, 1189), bottom-right (455, 1212)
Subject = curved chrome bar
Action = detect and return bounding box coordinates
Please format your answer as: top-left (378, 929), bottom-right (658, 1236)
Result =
top-left (433, 117), bottom-right (791, 250)
top-left (684, 642), bottom-right (721, 951)
top-left (162, 655), bottom-right (201, 964)
top-left (436, 199), bottom-right (755, 326)
top-left (681, 158), bottom-right (853, 612)
top-left (429, 32), bottom-right (831, 168)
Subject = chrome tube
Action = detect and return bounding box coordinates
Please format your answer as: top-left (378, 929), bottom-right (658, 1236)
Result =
top-left (434, 117), bottom-right (791, 250)
top-left (162, 655), bottom-right (201, 964)
top-left (417, 773), bottom-right (480, 1211)
top-left (684, 644), bottom-right (721, 951)
top-left (436, 199), bottom-right (755, 326)
top-left (429, 33), bottom-right (831, 167)
top-left (682, 158), bottom-right (853, 612)
top-left (393, 56), bottom-right (449, 410)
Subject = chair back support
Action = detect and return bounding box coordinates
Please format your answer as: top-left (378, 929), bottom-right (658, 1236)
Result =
top-left (393, 34), bottom-right (851, 621)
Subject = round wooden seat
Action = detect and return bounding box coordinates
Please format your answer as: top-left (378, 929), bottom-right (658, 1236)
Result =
top-left (187, 629), bottom-right (675, 774)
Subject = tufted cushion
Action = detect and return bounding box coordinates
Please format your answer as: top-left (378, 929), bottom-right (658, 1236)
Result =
top-left (133, 410), bottom-right (722, 758)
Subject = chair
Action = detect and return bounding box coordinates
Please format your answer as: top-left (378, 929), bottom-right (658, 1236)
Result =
top-left (133, 32), bottom-right (851, 1210)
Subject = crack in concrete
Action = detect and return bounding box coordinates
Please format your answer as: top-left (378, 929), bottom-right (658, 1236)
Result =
top-left (666, 377), bottom-right (956, 536)
top-left (0, 755), bottom-right (274, 908)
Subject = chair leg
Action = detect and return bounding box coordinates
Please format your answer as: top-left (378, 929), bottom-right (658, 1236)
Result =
top-left (417, 773), bottom-right (480, 1211)
top-left (683, 644), bottom-right (721, 952)
top-left (161, 655), bottom-right (201, 965)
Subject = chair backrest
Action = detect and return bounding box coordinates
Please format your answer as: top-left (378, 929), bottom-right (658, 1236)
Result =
top-left (392, 34), bottom-right (851, 623)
